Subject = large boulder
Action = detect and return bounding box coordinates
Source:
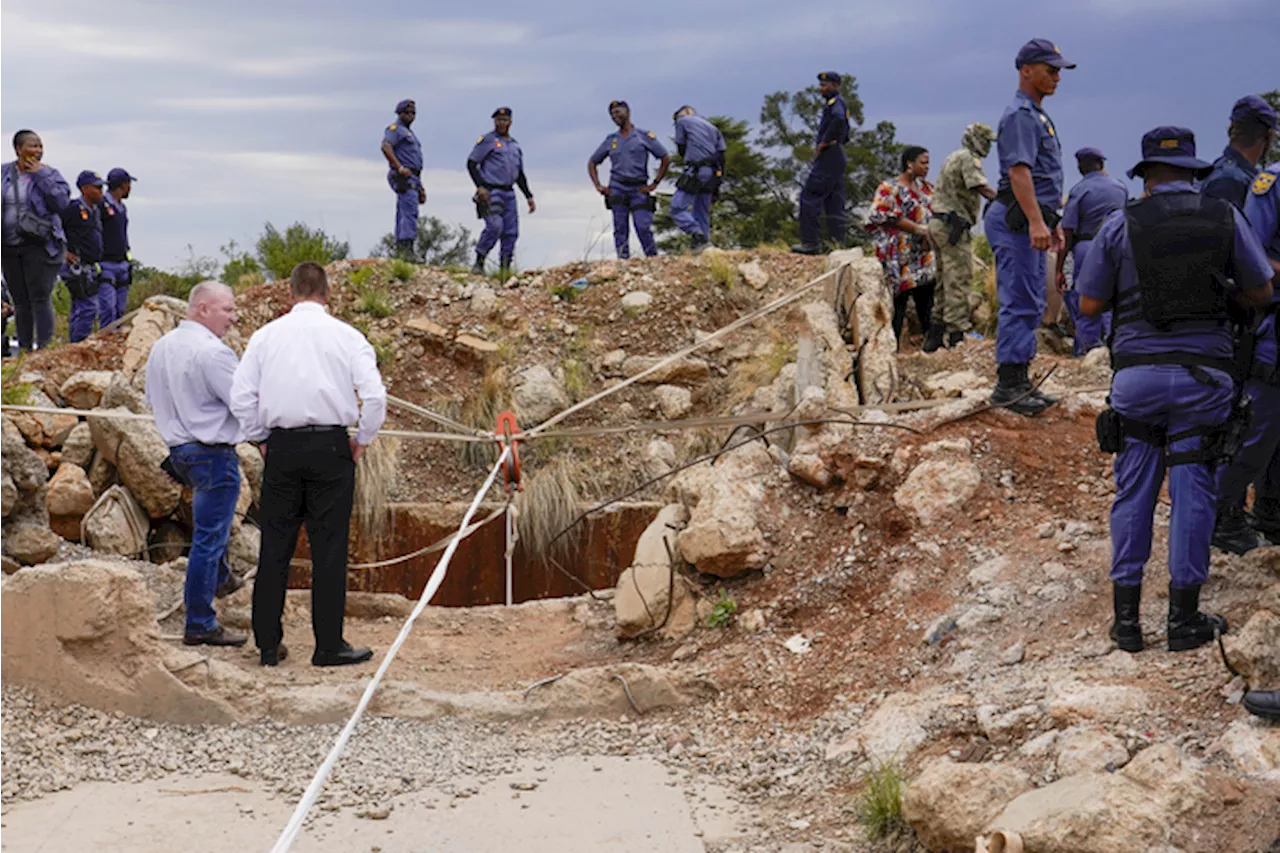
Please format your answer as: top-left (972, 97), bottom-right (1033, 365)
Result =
top-left (8, 388), bottom-right (77, 449)
top-left (2, 415), bottom-right (50, 526)
top-left (621, 355), bottom-right (711, 385)
top-left (894, 439), bottom-right (983, 524)
top-left (59, 370), bottom-right (116, 410)
top-left (236, 442), bottom-right (264, 507)
top-left (1, 471), bottom-right (16, 519)
top-left (59, 422), bottom-right (95, 468)
top-left (825, 249), bottom-right (898, 404)
top-left (1055, 725), bottom-right (1130, 775)
top-left (653, 385), bottom-right (693, 419)
top-left (615, 504), bottom-right (695, 639)
top-left (121, 295), bottom-right (187, 379)
top-left (227, 523), bottom-right (261, 574)
top-left (672, 442), bottom-right (771, 578)
top-left (82, 484), bottom-right (149, 557)
top-left (87, 408), bottom-right (181, 518)
top-left (2, 523), bottom-right (61, 565)
top-left (513, 365), bottom-right (570, 426)
top-left (46, 463), bottom-right (96, 541)
top-left (902, 759), bottom-right (1034, 853)
top-left (1223, 609), bottom-right (1280, 686)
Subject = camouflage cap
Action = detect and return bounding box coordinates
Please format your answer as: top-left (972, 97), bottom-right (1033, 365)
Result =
top-left (962, 122), bottom-right (996, 156)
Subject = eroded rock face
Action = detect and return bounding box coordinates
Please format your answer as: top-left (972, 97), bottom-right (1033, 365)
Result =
top-left (671, 443), bottom-right (772, 578)
top-left (121, 295), bottom-right (187, 379)
top-left (60, 422), bottom-right (95, 469)
top-left (1223, 609), bottom-right (1280, 686)
top-left (893, 439), bottom-right (982, 524)
top-left (615, 504), bottom-right (694, 639)
top-left (902, 759), bottom-right (1034, 853)
top-left (512, 365), bottom-right (569, 426)
top-left (825, 249), bottom-right (897, 404)
top-left (2, 523), bottom-right (61, 565)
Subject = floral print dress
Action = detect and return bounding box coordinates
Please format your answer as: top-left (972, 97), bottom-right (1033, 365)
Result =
top-left (867, 178), bottom-right (936, 295)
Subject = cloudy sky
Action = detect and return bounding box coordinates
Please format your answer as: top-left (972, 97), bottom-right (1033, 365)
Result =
top-left (2, 0), bottom-right (1273, 272)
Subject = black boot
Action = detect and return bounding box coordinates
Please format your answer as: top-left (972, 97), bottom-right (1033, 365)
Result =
top-left (1249, 498), bottom-right (1280, 544)
top-left (471, 254), bottom-right (486, 275)
top-left (690, 233), bottom-right (708, 254)
top-left (922, 324), bottom-right (946, 353)
top-left (395, 239), bottom-right (414, 259)
top-left (989, 364), bottom-right (1053, 416)
top-left (1212, 505), bottom-right (1262, 555)
top-left (1167, 585), bottom-right (1228, 652)
top-left (1109, 583), bottom-right (1144, 653)
top-left (1243, 689), bottom-right (1280, 720)
top-left (790, 243), bottom-right (822, 255)
top-left (947, 331), bottom-right (965, 348)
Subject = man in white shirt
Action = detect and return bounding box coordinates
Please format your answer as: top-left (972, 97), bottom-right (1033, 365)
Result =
top-left (145, 281), bottom-right (247, 647)
top-left (230, 262), bottom-right (387, 667)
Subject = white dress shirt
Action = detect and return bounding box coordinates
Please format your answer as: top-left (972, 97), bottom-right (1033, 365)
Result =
top-left (229, 302), bottom-right (387, 445)
top-left (145, 320), bottom-right (246, 447)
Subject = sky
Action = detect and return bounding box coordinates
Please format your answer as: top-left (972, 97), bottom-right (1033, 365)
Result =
top-left (1, 0), bottom-right (1274, 272)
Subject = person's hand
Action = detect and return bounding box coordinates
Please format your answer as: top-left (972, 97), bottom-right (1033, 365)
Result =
top-left (476, 186), bottom-right (490, 203)
top-left (595, 185), bottom-right (610, 197)
top-left (256, 442), bottom-right (267, 458)
top-left (17, 156), bottom-right (41, 174)
top-left (640, 184), bottom-right (657, 195)
top-left (1051, 225), bottom-right (1065, 255)
top-left (397, 165), bottom-right (411, 177)
top-left (66, 251), bottom-right (80, 264)
top-left (350, 438), bottom-right (366, 463)
top-left (417, 187), bottom-right (427, 205)
top-left (527, 197), bottom-right (537, 214)
top-left (1, 302), bottom-right (11, 319)
top-left (1029, 219), bottom-right (1052, 251)
top-left (1055, 272), bottom-right (1069, 294)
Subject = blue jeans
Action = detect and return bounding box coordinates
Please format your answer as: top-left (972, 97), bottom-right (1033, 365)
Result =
top-left (1109, 365), bottom-right (1233, 588)
top-left (170, 444), bottom-right (240, 634)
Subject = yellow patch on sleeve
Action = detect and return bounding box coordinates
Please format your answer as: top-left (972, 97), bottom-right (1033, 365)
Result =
top-left (1253, 171), bottom-right (1276, 195)
top-left (647, 131), bottom-right (656, 139)
top-left (974, 158), bottom-right (983, 169)
top-left (388, 124), bottom-right (396, 131)
top-left (827, 97), bottom-right (835, 105)
top-left (477, 136), bottom-right (485, 143)
top-left (80, 208), bottom-right (88, 220)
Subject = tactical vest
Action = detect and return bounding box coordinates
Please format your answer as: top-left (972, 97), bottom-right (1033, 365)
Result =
top-left (1110, 191), bottom-right (1237, 373)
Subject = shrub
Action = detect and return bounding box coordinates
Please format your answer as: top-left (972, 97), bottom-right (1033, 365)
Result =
top-left (256, 222), bottom-right (349, 280)
top-left (219, 240), bottom-right (262, 288)
top-left (370, 335), bottom-right (396, 368)
top-left (562, 358), bottom-right (590, 401)
top-left (707, 589), bottom-right (737, 628)
top-left (388, 258), bottom-right (415, 282)
top-left (706, 252), bottom-right (739, 288)
top-left (854, 760), bottom-right (909, 842)
top-left (348, 266), bottom-right (377, 291)
top-left (1, 358), bottom-right (34, 405)
top-left (357, 288), bottom-right (394, 319)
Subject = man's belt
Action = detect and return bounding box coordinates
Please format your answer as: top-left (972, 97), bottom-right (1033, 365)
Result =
top-left (103, 254), bottom-right (129, 262)
top-left (270, 425), bottom-right (345, 434)
top-left (995, 188), bottom-right (1061, 233)
top-left (483, 183), bottom-right (513, 191)
top-left (937, 211), bottom-right (972, 246)
top-left (613, 177), bottom-right (648, 187)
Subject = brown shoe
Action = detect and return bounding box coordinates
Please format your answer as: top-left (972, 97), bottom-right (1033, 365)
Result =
top-left (183, 626), bottom-right (248, 647)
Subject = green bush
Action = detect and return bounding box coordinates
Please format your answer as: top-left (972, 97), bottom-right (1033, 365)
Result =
top-left (51, 280), bottom-right (71, 317)
top-left (348, 266), bottom-right (377, 291)
top-left (388, 258), bottom-right (415, 282)
top-left (707, 589), bottom-right (737, 628)
top-left (854, 760), bottom-right (909, 841)
top-left (371, 335), bottom-right (396, 367)
top-left (1, 358), bottom-right (34, 405)
top-left (219, 240), bottom-right (261, 288)
top-left (357, 288), bottom-right (394, 318)
top-left (256, 222), bottom-right (349, 280)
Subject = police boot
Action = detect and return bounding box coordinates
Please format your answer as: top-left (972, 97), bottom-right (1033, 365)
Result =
top-left (498, 260), bottom-right (512, 282)
top-left (1242, 689), bottom-right (1280, 721)
top-left (1212, 505), bottom-right (1262, 555)
top-left (471, 254), bottom-right (486, 275)
top-left (395, 239), bottom-right (414, 259)
top-left (1166, 584), bottom-right (1228, 652)
top-left (947, 331), bottom-right (965, 348)
top-left (790, 243), bottom-right (822, 255)
top-left (989, 364), bottom-right (1053, 416)
top-left (1248, 498), bottom-right (1280, 544)
top-left (922, 325), bottom-right (946, 353)
top-left (1108, 583), bottom-right (1144, 653)
top-left (690, 233), bottom-right (708, 254)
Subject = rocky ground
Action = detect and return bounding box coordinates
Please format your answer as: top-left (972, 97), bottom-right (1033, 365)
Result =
top-left (3, 249), bottom-right (1280, 852)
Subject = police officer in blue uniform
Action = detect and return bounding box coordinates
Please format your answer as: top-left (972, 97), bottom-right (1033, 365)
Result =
top-left (1201, 95), bottom-right (1277, 210)
top-left (1213, 161), bottom-right (1280, 555)
top-left (60, 170), bottom-right (108, 343)
top-left (670, 106), bottom-right (726, 252)
top-left (99, 167), bottom-right (135, 326)
top-left (381, 99), bottom-right (426, 259)
top-left (791, 72), bottom-right (849, 256)
top-left (589, 101), bottom-right (670, 260)
top-left (985, 39), bottom-right (1075, 415)
top-left (468, 107), bottom-right (535, 276)
top-left (1055, 147), bottom-right (1128, 356)
top-left (1075, 127), bottom-right (1274, 653)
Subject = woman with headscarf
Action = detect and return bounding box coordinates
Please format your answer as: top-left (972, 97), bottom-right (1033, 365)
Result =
top-left (868, 146), bottom-right (935, 348)
top-left (1, 129), bottom-right (70, 351)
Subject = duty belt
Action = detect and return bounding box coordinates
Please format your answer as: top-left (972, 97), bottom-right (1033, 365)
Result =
top-left (483, 183), bottom-right (513, 191)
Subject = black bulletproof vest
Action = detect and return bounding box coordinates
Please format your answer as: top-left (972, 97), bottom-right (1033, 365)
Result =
top-left (1114, 191), bottom-right (1235, 333)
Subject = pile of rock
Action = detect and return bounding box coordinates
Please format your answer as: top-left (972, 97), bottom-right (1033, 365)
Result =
top-left (1, 296), bottom-right (260, 577)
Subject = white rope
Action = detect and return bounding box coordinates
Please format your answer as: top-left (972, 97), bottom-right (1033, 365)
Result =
top-left (268, 444), bottom-right (511, 853)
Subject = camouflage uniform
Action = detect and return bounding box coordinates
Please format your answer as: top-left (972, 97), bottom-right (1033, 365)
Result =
top-left (927, 123), bottom-right (996, 335)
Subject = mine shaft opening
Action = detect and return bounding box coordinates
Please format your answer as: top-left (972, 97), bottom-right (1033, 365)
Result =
top-left (284, 502), bottom-right (661, 607)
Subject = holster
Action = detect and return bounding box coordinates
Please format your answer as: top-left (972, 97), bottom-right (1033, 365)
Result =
top-left (1095, 408), bottom-right (1124, 454)
top-left (473, 192), bottom-right (490, 219)
top-left (941, 212), bottom-right (970, 246)
top-left (1217, 394), bottom-right (1254, 465)
top-left (997, 189), bottom-right (1061, 234)
top-left (394, 174), bottom-right (410, 194)
top-left (64, 265), bottom-right (100, 301)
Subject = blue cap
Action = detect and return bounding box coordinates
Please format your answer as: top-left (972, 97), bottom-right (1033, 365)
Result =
top-left (1074, 147), bottom-right (1105, 161)
top-left (1015, 38), bottom-right (1076, 70)
top-left (106, 167), bottom-right (136, 185)
top-left (395, 99), bottom-right (414, 114)
top-left (817, 71), bottom-right (841, 84)
top-left (76, 170), bottom-right (105, 188)
top-left (1127, 126), bottom-right (1213, 179)
top-left (608, 100), bottom-right (629, 113)
top-left (1230, 94), bottom-right (1278, 131)
top-left (492, 106), bottom-right (512, 118)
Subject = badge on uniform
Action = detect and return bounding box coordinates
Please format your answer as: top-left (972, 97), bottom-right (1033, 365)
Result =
top-left (79, 208), bottom-right (89, 220)
top-left (1254, 172), bottom-right (1276, 195)
top-left (647, 131), bottom-right (656, 139)
top-left (388, 124), bottom-right (397, 131)
top-left (974, 157), bottom-right (983, 169)
top-left (495, 141), bottom-right (502, 148)
top-left (477, 136), bottom-right (485, 144)
top-left (827, 97), bottom-right (835, 105)
top-left (612, 141), bottom-right (617, 149)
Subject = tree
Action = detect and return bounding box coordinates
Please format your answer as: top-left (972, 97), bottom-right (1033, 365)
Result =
top-left (370, 216), bottom-right (474, 267)
top-left (757, 74), bottom-right (902, 246)
top-left (1263, 90), bottom-right (1280, 167)
top-left (219, 239), bottom-right (262, 288)
top-left (255, 222), bottom-right (349, 280)
top-left (653, 116), bottom-right (796, 251)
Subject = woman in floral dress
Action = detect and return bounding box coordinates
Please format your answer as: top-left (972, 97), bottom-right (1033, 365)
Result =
top-left (867, 146), bottom-right (936, 348)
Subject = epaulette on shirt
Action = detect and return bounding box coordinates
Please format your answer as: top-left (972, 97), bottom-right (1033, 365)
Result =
top-left (647, 131), bottom-right (656, 139)
top-left (477, 136), bottom-right (485, 143)
top-left (1253, 171), bottom-right (1276, 195)
top-left (388, 124), bottom-right (397, 131)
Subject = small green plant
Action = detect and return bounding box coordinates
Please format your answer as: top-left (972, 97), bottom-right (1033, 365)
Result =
top-left (356, 288), bottom-right (394, 319)
top-left (728, 332), bottom-right (796, 402)
top-left (219, 239), bottom-right (262, 288)
top-left (370, 335), bottom-right (396, 368)
top-left (51, 280), bottom-right (71, 316)
top-left (854, 760), bottom-right (909, 842)
top-left (706, 252), bottom-right (738, 288)
top-left (1, 358), bottom-right (34, 405)
top-left (706, 588), bottom-right (737, 628)
top-left (388, 258), bottom-right (416, 282)
top-left (348, 266), bottom-right (377, 291)
top-left (561, 358), bottom-right (591, 401)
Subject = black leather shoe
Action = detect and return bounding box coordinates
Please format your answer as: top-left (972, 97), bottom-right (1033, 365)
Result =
top-left (1213, 507), bottom-right (1262, 555)
top-left (183, 626), bottom-right (248, 647)
top-left (1109, 582), bottom-right (1144, 653)
top-left (947, 331), bottom-right (965, 348)
top-left (260, 643), bottom-right (289, 666)
top-left (1167, 585), bottom-right (1227, 652)
top-left (312, 642), bottom-right (374, 667)
top-left (471, 256), bottom-right (485, 275)
top-left (922, 325), bottom-right (946, 353)
top-left (790, 243), bottom-right (823, 255)
top-left (1243, 689), bottom-right (1280, 720)
top-left (215, 574), bottom-right (245, 598)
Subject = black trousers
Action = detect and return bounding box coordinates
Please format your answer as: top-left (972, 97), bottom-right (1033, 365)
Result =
top-left (252, 428), bottom-right (355, 652)
top-left (892, 281), bottom-right (936, 341)
top-left (1, 243), bottom-right (63, 351)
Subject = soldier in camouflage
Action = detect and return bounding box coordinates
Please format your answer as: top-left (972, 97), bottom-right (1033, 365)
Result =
top-left (924, 123), bottom-right (998, 351)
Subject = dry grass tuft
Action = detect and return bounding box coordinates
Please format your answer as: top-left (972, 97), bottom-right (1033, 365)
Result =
top-left (727, 330), bottom-right (796, 404)
top-left (458, 365), bottom-right (510, 470)
top-left (353, 436), bottom-right (400, 549)
top-left (514, 457), bottom-right (586, 563)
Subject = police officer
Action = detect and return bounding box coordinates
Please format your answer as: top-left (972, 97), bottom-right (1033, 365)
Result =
top-left (381, 99), bottom-right (426, 259)
top-left (1075, 127), bottom-right (1273, 654)
top-left (924, 122), bottom-right (997, 352)
top-left (791, 72), bottom-right (849, 255)
top-left (670, 106), bottom-right (726, 252)
top-left (99, 167), bottom-right (136, 326)
top-left (60, 170), bottom-right (108, 343)
top-left (1055, 148), bottom-right (1128, 356)
top-left (468, 107), bottom-right (535, 276)
top-left (985, 39), bottom-right (1074, 415)
top-left (1201, 95), bottom-right (1277, 210)
top-left (589, 101), bottom-right (670, 260)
